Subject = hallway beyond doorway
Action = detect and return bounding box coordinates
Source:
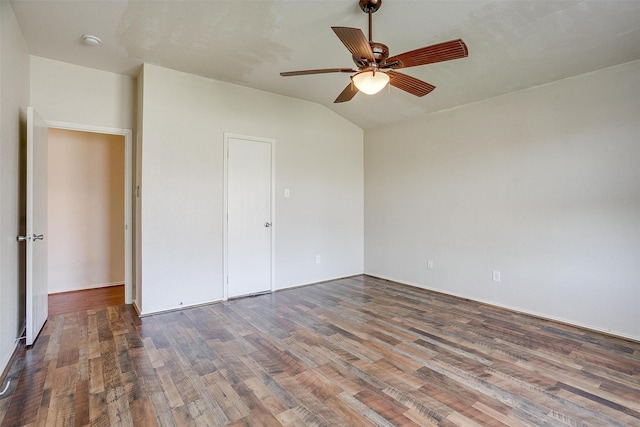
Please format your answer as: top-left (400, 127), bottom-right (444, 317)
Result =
top-left (48, 284), bottom-right (124, 316)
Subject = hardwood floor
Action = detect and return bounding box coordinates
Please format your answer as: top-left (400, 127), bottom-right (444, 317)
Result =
top-left (0, 275), bottom-right (638, 426)
top-left (48, 285), bottom-right (125, 316)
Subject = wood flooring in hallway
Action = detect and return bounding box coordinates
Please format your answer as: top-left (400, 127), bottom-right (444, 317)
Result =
top-left (0, 275), bottom-right (638, 426)
top-left (48, 284), bottom-right (124, 316)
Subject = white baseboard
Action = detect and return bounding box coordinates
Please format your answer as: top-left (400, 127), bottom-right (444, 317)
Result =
top-left (137, 298), bottom-right (224, 317)
top-left (132, 300), bottom-right (141, 316)
top-left (48, 281), bottom-right (123, 295)
top-left (136, 274), bottom-right (364, 317)
top-left (365, 273), bottom-right (640, 343)
top-left (273, 273), bottom-right (364, 293)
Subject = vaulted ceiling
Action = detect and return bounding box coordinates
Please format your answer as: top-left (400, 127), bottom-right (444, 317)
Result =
top-left (10, 0), bottom-right (640, 129)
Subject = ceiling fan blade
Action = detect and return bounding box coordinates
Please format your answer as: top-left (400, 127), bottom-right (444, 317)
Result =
top-left (387, 71), bottom-right (435, 97)
top-left (386, 39), bottom-right (468, 69)
top-left (334, 82), bottom-right (359, 103)
top-left (331, 27), bottom-right (375, 62)
top-left (280, 68), bottom-right (356, 77)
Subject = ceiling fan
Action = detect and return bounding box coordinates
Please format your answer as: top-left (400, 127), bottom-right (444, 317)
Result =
top-left (280, 0), bottom-right (468, 103)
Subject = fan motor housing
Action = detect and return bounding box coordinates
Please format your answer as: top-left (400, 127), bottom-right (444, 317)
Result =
top-left (371, 42), bottom-right (389, 61)
top-left (353, 41), bottom-right (388, 68)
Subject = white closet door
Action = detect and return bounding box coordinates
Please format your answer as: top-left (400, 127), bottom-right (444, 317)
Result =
top-left (226, 137), bottom-right (272, 298)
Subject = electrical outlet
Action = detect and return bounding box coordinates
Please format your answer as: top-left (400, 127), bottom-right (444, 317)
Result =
top-left (492, 270), bottom-right (501, 282)
top-left (315, 255), bottom-right (321, 264)
top-left (427, 260), bottom-right (433, 270)
top-left (284, 188), bottom-right (290, 198)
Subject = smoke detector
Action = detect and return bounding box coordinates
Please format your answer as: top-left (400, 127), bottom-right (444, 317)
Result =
top-left (82, 35), bottom-right (101, 46)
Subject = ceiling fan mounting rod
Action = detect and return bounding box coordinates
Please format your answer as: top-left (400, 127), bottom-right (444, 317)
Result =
top-left (359, 0), bottom-right (381, 42)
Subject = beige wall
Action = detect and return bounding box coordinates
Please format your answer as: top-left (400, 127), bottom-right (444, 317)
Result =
top-left (138, 64), bottom-right (364, 314)
top-left (0, 1), bottom-right (30, 375)
top-left (47, 129), bottom-right (125, 293)
top-left (364, 60), bottom-right (640, 340)
top-left (30, 55), bottom-right (136, 301)
top-left (30, 56), bottom-right (136, 130)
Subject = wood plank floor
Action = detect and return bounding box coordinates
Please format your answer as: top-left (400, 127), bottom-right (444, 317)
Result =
top-left (48, 285), bottom-right (124, 316)
top-left (0, 275), bottom-right (638, 426)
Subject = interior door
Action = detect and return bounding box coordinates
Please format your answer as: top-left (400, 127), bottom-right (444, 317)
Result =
top-left (226, 136), bottom-right (272, 298)
top-left (23, 107), bottom-right (49, 345)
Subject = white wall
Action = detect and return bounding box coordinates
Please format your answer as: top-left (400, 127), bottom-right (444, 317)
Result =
top-left (0, 1), bottom-right (30, 376)
top-left (30, 56), bottom-right (136, 130)
top-left (30, 55), bottom-right (137, 303)
top-left (47, 129), bottom-right (125, 294)
top-left (365, 60), bottom-right (640, 340)
top-left (138, 64), bottom-right (363, 314)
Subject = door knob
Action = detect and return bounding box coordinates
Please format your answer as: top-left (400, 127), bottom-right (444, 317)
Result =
top-left (17, 235), bottom-right (29, 242)
top-left (264, 222), bottom-right (272, 228)
top-left (33, 234), bottom-right (44, 241)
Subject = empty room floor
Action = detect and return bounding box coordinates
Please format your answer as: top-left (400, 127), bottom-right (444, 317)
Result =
top-left (0, 275), bottom-right (638, 426)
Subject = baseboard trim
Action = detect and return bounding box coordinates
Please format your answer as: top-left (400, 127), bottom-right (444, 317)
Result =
top-left (49, 282), bottom-right (123, 295)
top-left (136, 274), bottom-right (364, 317)
top-left (132, 300), bottom-right (142, 317)
top-left (137, 298), bottom-right (225, 317)
top-left (273, 273), bottom-right (364, 294)
top-left (364, 273), bottom-right (640, 344)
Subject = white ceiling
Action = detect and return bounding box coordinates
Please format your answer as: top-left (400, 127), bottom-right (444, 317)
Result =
top-left (10, 0), bottom-right (640, 129)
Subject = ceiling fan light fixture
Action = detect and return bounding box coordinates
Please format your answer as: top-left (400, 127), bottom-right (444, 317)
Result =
top-left (351, 70), bottom-right (389, 95)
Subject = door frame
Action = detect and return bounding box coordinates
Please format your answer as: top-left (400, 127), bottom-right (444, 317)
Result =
top-left (46, 120), bottom-right (134, 304)
top-left (223, 133), bottom-right (275, 300)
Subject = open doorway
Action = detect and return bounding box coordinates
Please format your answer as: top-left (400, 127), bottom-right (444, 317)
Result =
top-left (46, 120), bottom-right (135, 310)
top-left (19, 115), bottom-right (133, 344)
top-left (47, 128), bottom-right (125, 310)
